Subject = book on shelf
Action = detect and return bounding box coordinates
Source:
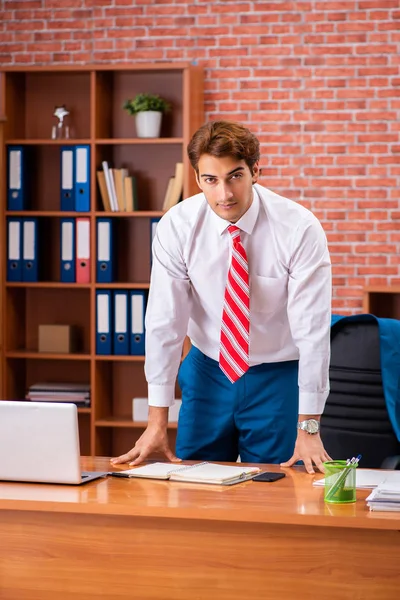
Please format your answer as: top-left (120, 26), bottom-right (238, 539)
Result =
top-left (124, 176), bottom-right (138, 211)
top-left (162, 162), bottom-right (184, 211)
top-left (115, 461), bottom-right (260, 485)
top-left (96, 171), bottom-right (111, 212)
top-left (162, 176), bottom-right (175, 211)
top-left (98, 162), bottom-right (138, 212)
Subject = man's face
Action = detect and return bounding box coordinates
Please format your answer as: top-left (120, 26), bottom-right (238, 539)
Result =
top-left (195, 154), bottom-right (259, 223)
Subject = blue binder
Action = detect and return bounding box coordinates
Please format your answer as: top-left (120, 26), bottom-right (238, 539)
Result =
top-left (130, 290), bottom-right (146, 355)
top-left (96, 218), bottom-right (113, 283)
top-left (114, 291), bottom-right (129, 355)
top-left (61, 146), bottom-right (75, 211)
top-left (7, 217), bottom-right (22, 281)
top-left (96, 290), bottom-right (112, 355)
top-left (60, 218), bottom-right (76, 283)
top-left (7, 146), bottom-right (27, 210)
top-left (74, 145), bottom-right (90, 212)
top-left (22, 218), bottom-right (38, 282)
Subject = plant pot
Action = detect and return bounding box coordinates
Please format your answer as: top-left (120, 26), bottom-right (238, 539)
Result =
top-left (135, 111), bottom-right (162, 138)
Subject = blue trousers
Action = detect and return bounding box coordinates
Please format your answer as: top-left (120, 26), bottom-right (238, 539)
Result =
top-left (176, 346), bottom-right (299, 464)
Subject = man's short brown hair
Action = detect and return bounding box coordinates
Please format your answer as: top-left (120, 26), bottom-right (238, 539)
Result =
top-left (187, 120), bottom-right (260, 174)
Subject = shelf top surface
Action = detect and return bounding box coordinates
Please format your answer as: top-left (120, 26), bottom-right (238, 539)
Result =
top-left (5, 138), bottom-right (183, 145)
top-left (1, 62), bottom-right (195, 73)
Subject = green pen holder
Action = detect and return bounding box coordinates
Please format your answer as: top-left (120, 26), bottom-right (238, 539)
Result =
top-left (323, 460), bottom-right (357, 504)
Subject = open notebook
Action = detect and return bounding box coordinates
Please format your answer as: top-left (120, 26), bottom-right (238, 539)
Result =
top-left (115, 462), bottom-right (261, 486)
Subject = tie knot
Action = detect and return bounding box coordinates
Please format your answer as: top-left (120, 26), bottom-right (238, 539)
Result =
top-left (227, 224), bottom-right (241, 243)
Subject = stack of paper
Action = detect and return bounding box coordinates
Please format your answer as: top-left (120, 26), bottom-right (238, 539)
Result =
top-left (26, 382), bottom-right (91, 407)
top-left (313, 469), bottom-right (400, 490)
top-left (366, 480), bottom-right (400, 512)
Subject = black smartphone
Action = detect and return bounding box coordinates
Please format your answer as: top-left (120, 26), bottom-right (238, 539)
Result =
top-left (252, 472), bottom-right (286, 483)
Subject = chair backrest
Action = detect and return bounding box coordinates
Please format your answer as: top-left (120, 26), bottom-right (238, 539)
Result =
top-left (321, 319), bottom-right (400, 468)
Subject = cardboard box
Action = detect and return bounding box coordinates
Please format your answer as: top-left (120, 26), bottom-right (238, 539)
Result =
top-left (132, 398), bottom-right (182, 422)
top-left (38, 325), bottom-right (78, 354)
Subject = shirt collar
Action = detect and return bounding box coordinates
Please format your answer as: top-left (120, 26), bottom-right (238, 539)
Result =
top-left (208, 188), bottom-right (260, 236)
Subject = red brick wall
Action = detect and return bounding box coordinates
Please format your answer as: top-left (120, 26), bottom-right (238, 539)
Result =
top-left (1, 0), bottom-right (399, 313)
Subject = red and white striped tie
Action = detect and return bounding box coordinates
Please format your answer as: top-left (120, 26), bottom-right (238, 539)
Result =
top-left (219, 225), bottom-right (250, 383)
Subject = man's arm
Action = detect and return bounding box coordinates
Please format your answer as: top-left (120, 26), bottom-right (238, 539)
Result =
top-left (111, 214), bottom-right (190, 466)
top-left (281, 216), bottom-right (332, 473)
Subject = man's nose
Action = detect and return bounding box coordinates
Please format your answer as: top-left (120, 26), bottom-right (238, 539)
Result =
top-left (219, 183), bottom-right (233, 202)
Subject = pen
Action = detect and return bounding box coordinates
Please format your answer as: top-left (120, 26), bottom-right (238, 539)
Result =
top-left (109, 472), bottom-right (131, 478)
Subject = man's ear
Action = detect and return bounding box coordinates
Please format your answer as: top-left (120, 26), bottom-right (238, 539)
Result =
top-left (252, 162), bottom-right (260, 184)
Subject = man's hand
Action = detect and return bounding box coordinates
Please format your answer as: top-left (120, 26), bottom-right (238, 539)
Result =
top-left (110, 406), bottom-right (181, 467)
top-left (280, 431), bottom-right (332, 474)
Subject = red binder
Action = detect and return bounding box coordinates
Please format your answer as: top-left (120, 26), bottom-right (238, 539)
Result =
top-left (76, 217), bottom-right (90, 283)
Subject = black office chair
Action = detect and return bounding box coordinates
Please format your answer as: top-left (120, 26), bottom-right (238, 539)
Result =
top-left (321, 318), bottom-right (400, 469)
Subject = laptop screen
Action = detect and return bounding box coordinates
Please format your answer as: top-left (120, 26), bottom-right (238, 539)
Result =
top-left (0, 401), bottom-right (83, 484)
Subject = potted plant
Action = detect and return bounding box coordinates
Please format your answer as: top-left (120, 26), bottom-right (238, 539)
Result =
top-left (123, 93), bottom-right (171, 138)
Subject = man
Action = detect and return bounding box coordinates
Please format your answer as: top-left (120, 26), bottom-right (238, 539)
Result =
top-left (112, 120), bottom-right (332, 474)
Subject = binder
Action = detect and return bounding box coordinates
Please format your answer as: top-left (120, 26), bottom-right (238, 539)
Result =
top-left (22, 218), bottom-right (38, 282)
top-left (96, 218), bottom-right (113, 283)
top-left (60, 146), bottom-right (75, 211)
top-left (130, 290), bottom-right (146, 355)
top-left (76, 217), bottom-right (91, 283)
top-left (74, 145), bottom-right (90, 212)
top-left (96, 290), bottom-right (112, 355)
top-left (60, 218), bottom-right (76, 283)
top-left (7, 218), bottom-right (22, 281)
top-left (114, 291), bottom-right (129, 355)
top-left (7, 146), bottom-right (27, 210)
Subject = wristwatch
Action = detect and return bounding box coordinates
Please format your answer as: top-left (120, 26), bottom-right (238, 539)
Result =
top-left (297, 419), bottom-right (320, 435)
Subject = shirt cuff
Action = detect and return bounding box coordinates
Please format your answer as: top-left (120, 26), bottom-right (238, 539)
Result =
top-left (298, 390), bottom-right (329, 415)
top-left (148, 384), bottom-right (175, 408)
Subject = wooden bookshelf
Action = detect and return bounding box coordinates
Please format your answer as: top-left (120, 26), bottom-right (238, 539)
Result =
top-left (0, 117), bottom-right (5, 399)
top-left (363, 286), bottom-right (400, 319)
top-left (0, 64), bottom-right (204, 457)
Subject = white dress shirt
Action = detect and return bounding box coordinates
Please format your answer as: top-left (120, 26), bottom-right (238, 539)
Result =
top-left (145, 183), bottom-right (332, 415)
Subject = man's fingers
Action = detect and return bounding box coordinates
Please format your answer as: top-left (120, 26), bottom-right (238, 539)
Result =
top-left (110, 451), bottom-right (135, 465)
top-left (314, 457), bottom-right (326, 473)
top-left (164, 448), bottom-right (181, 463)
top-left (315, 451), bottom-right (332, 473)
top-left (129, 448), bottom-right (147, 466)
top-left (280, 453), bottom-right (298, 467)
top-left (128, 455), bottom-right (146, 467)
top-left (303, 457), bottom-right (315, 474)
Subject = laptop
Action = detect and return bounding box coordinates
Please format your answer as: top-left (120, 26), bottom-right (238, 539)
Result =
top-left (0, 401), bottom-right (108, 485)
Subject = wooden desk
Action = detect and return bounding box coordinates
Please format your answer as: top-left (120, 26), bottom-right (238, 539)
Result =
top-left (1, 458), bottom-right (399, 600)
